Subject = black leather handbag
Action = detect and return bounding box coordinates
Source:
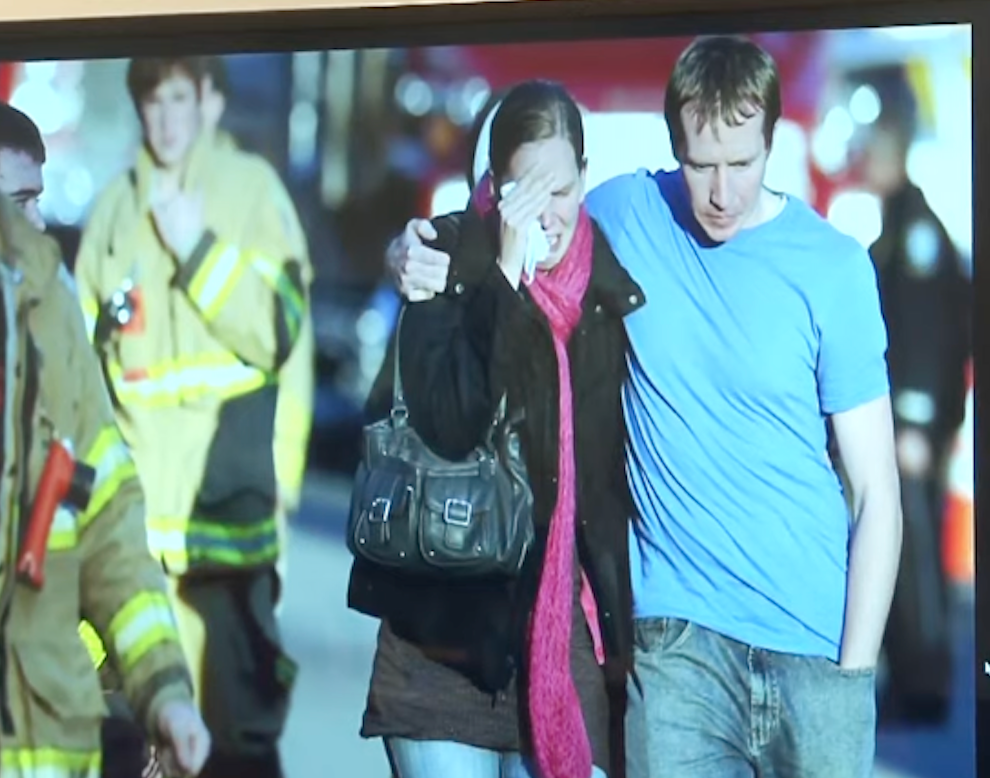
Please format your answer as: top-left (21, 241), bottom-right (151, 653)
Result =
top-left (347, 307), bottom-right (534, 579)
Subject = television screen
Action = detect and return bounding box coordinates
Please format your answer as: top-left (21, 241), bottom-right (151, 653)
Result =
top-left (0, 2), bottom-right (980, 778)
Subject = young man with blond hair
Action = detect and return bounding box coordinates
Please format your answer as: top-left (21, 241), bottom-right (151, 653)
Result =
top-left (74, 56), bottom-right (308, 778)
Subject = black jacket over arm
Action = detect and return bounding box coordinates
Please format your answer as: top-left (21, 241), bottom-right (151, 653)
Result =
top-left (348, 206), bottom-right (644, 695)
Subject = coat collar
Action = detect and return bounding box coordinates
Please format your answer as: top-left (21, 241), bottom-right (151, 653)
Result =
top-left (0, 194), bottom-right (60, 310)
top-left (585, 220), bottom-right (645, 319)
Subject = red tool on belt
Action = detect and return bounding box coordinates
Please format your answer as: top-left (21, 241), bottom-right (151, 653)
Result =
top-left (16, 438), bottom-right (96, 590)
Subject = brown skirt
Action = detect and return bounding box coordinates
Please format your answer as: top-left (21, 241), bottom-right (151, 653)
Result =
top-left (361, 572), bottom-right (610, 774)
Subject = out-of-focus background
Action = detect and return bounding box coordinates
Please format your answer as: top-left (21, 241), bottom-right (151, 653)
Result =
top-left (0, 21), bottom-right (974, 778)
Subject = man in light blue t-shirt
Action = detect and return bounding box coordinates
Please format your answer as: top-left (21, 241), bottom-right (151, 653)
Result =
top-left (389, 35), bottom-right (902, 778)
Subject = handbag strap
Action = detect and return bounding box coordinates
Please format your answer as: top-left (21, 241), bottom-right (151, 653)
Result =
top-left (389, 303), bottom-right (508, 433)
top-left (390, 304), bottom-right (411, 421)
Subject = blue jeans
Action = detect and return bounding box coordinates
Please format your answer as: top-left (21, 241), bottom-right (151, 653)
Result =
top-left (385, 738), bottom-right (610, 778)
top-left (627, 618), bottom-right (877, 778)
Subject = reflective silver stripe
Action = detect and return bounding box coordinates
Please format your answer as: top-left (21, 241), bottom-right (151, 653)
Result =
top-left (110, 362), bottom-right (265, 404)
top-left (0, 751), bottom-right (101, 778)
top-left (108, 591), bottom-right (179, 673)
top-left (194, 244), bottom-right (241, 314)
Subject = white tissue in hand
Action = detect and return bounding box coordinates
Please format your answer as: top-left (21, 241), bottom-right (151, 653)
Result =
top-left (499, 182), bottom-right (549, 283)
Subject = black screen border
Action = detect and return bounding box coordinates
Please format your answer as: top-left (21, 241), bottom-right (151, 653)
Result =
top-left (0, 0), bottom-right (977, 61)
top-left (0, 0), bottom-right (986, 774)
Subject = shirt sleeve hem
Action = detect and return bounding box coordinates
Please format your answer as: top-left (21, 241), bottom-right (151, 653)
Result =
top-left (820, 381), bottom-right (890, 417)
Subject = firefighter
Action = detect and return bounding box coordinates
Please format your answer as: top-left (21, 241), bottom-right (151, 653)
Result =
top-left (0, 101), bottom-right (45, 232)
top-left (855, 86), bottom-right (971, 724)
top-left (0, 100), bottom-right (175, 778)
top-left (73, 56), bottom-right (307, 778)
top-left (198, 56), bottom-right (315, 591)
top-left (0, 190), bottom-right (210, 776)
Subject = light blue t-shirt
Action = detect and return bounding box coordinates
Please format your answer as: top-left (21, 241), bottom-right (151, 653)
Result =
top-left (586, 169), bottom-right (890, 659)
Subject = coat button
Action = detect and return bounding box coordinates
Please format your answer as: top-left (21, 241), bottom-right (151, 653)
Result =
top-left (594, 304), bottom-right (603, 314)
top-left (454, 282), bottom-right (465, 294)
top-left (628, 294), bottom-right (639, 305)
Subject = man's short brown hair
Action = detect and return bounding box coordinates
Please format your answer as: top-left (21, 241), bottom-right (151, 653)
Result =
top-left (126, 56), bottom-right (208, 106)
top-left (665, 35), bottom-right (782, 159)
top-left (0, 102), bottom-right (45, 164)
top-left (201, 56), bottom-right (231, 97)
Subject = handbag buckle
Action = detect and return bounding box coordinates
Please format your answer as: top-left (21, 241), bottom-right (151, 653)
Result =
top-left (369, 497), bottom-right (392, 523)
top-left (443, 498), bottom-right (473, 527)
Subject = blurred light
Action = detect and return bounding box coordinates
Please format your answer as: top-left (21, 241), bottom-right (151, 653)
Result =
top-left (53, 201), bottom-right (77, 227)
top-left (292, 51), bottom-right (323, 102)
top-left (52, 172), bottom-right (85, 227)
top-left (355, 307), bottom-right (388, 345)
top-left (64, 167), bottom-right (94, 209)
top-left (849, 84), bottom-right (882, 125)
top-left (430, 177), bottom-right (470, 217)
top-left (826, 190), bottom-right (883, 248)
top-left (878, 25), bottom-right (961, 42)
top-left (356, 307), bottom-right (391, 389)
top-left (465, 77), bottom-right (492, 118)
top-left (10, 82), bottom-right (66, 135)
top-left (22, 61), bottom-right (58, 83)
top-left (61, 90), bottom-right (84, 130)
top-left (395, 74), bottom-right (433, 117)
top-left (444, 91), bottom-right (470, 126)
top-left (62, 61), bottom-right (85, 89)
top-left (424, 115), bottom-right (460, 160)
top-left (582, 113), bottom-right (676, 191)
top-left (289, 101), bottom-right (319, 170)
top-left (764, 119), bottom-right (811, 203)
top-left (811, 105), bottom-right (855, 175)
top-left (444, 78), bottom-right (490, 127)
top-left (907, 139), bottom-right (972, 264)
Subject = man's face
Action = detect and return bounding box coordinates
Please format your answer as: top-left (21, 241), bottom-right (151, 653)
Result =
top-left (139, 71), bottom-right (201, 170)
top-left (678, 102), bottom-right (771, 243)
top-left (0, 147), bottom-right (44, 231)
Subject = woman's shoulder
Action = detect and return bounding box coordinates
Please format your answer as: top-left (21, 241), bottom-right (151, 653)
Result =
top-left (587, 216), bottom-right (646, 316)
top-left (428, 209), bottom-right (469, 251)
top-left (428, 207), bottom-right (499, 293)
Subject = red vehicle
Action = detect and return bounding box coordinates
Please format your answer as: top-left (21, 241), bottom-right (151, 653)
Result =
top-left (0, 62), bottom-right (13, 102)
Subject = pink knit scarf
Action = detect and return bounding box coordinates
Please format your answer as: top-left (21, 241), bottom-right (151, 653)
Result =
top-left (473, 174), bottom-right (596, 778)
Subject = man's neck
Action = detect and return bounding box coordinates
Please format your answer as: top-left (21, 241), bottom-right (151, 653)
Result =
top-left (741, 187), bottom-right (786, 232)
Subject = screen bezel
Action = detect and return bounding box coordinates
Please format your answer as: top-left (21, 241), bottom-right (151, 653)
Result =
top-left (0, 0), bottom-right (979, 59)
top-left (0, 0), bottom-right (985, 774)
